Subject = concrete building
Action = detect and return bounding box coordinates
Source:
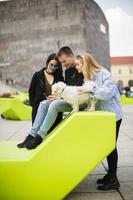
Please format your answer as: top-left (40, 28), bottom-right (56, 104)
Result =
top-left (0, 0), bottom-right (110, 89)
top-left (111, 56), bottom-right (133, 87)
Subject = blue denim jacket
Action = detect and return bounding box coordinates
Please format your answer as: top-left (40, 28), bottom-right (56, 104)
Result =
top-left (90, 68), bottom-right (122, 121)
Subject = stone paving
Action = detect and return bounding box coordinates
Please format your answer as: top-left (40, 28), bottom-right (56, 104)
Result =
top-left (0, 105), bottom-right (133, 200)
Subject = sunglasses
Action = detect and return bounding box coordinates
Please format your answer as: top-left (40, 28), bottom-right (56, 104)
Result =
top-left (49, 63), bottom-right (59, 71)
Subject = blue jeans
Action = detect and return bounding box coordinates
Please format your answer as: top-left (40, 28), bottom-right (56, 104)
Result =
top-left (30, 99), bottom-right (72, 138)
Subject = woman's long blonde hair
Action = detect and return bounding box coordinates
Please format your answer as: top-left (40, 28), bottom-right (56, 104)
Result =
top-left (77, 53), bottom-right (101, 80)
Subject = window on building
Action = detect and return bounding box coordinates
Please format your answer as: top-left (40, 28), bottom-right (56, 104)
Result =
top-left (128, 80), bottom-right (133, 87)
top-left (118, 69), bottom-right (122, 74)
top-left (129, 69), bottom-right (132, 74)
top-left (55, 3), bottom-right (59, 20)
top-left (0, 72), bottom-right (2, 79)
top-left (0, 63), bottom-right (10, 68)
top-left (100, 24), bottom-right (106, 34)
top-left (57, 40), bottom-right (60, 49)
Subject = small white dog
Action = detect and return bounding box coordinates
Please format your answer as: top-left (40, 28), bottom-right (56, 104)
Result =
top-left (52, 81), bottom-right (96, 112)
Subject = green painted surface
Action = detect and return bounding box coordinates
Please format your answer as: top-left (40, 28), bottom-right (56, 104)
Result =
top-left (0, 98), bottom-right (31, 120)
top-left (0, 111), bottom-right (116, 200)
top-left (120, 95), bottom-right (133, 104)
top-left (11, 92), bottom-right (29, 103)
top-left (0, 98), bottom-right (12, 113)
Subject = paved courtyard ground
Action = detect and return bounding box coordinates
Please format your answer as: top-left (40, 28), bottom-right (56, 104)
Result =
top-left (0, 105), bottom-right (133, 200)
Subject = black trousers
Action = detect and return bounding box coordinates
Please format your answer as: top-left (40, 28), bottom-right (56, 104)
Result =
top-left (107, 119), bottom-right (122, 174)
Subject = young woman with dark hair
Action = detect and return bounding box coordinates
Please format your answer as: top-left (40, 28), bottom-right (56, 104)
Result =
top-left (17, 53), bottom-right (64, 148)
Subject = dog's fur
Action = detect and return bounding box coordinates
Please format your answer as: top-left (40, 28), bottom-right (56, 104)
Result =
top-left (52, 81), bottom-right (96, 112)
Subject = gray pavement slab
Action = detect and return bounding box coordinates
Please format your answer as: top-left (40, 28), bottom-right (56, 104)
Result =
top-left (119, 182), bottom-right (133, 200)
top-left (65, 192), bottom-right (122, 200)
top-left (118, 167), bottom-right (133, 182)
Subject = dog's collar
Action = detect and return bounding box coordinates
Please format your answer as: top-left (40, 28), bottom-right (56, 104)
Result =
top-left (60, 87), bottom-right (66, 97)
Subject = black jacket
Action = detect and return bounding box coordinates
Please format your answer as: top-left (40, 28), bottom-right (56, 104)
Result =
top-left (29, 68), bottom-right (64, 108)
top-left (65, 67), bottom-right (84, 86)
top-left (28, 67), bottom-right (64, 124)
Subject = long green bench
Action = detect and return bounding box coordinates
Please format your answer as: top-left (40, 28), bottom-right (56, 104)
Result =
top-left (11, 92), bottom-right (29, 103)
top-left (0, 98), bottom-right (11, 114)
top-left (0, 111), bottom-right (116, 200)
top-left (0, 98), bottom-right (31, 120)
top-left (120, 95), bottom-right (133, 104)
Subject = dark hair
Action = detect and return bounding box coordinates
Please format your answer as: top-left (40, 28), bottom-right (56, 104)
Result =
top-left (46, 53), bottom-right (60, 67)
top-left (57, 46), bottom-right (74, 57)
top-left (45, 53), bottom-right (63, 81)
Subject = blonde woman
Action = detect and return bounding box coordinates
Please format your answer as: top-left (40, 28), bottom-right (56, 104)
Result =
top-left (75, 53), bottom-right (122, 191)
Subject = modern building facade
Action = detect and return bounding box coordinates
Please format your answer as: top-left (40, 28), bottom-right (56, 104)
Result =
top-left (0, 0), bottom-right (110, 89)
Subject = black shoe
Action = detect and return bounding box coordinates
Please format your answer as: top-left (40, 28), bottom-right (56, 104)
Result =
top-left (17, 135), bottom-right (34, 148)
top-left (25, 135), bottom-right (43, 150)
top-left (97, 177), bottom-right (120, 191)
top-left (97, 173), bottom-right (112, 184)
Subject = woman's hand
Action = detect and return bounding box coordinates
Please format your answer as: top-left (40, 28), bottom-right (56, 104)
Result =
top-left (47, 95), bottom-right (60, 101)
top-left (77, 86), bottom-right (92, 94)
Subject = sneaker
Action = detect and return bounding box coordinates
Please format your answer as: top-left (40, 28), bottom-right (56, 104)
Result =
top-left (25, 135), bottom-right (43, 150)
top-left (97, 177), bottom-right (120, 191)
top-left (17, 134), bottom-right (34, 148)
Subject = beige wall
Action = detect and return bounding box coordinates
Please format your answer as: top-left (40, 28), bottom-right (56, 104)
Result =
top-left (111, 64), bottom-right (133, 87)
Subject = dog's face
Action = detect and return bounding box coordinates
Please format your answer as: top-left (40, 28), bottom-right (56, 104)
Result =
top-left (52, 82), bottom-right (66, 97)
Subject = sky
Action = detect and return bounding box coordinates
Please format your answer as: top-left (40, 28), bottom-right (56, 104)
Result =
top-left (95, 0), bottom-right (133, 56)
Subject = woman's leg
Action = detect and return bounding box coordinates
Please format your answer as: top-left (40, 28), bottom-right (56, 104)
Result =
top-left (107, 119), bottom-right (122, 174)
top-left (48, 112), bottom-right (63, 133)
top-left (37, 99), bottom-right (72, 138)
top-left (17, 100), bottom-right (50, 148)
top-left (30, 100), bottom-right (51, 137)
top-left (32, 104), bottom-right (39, 125)
top-left (97, 119), bottom-right (122, 190)
top-left (25, 99), bottom-right (72, 149)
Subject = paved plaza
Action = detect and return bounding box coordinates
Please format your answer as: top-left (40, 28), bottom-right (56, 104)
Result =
top-left (0, 105), bottom-right (133, 200)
